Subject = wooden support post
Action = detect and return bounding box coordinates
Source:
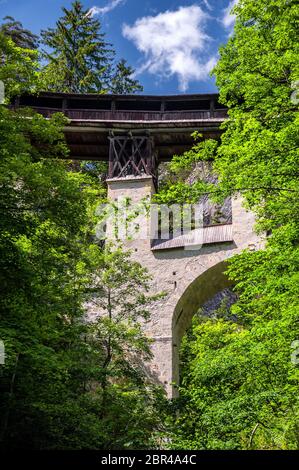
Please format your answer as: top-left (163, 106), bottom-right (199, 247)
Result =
top-left (210, 98), bottom-right (215, 119)
top-left (62, 98), bottom-right (67, 113)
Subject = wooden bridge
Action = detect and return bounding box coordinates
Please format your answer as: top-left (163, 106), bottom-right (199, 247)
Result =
top-left (14, 92), bottom-right (227, 163)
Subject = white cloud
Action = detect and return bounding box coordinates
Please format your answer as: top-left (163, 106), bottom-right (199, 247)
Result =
top-left (122, 5), bottom-right (217, 92)
top-left (88, 0), bottom-right (126, 17)
top-left (222, 0), bottom-right (239, 29)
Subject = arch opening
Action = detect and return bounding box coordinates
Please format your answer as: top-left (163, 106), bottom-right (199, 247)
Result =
top-left (171, 261), bottom-right (234, 397)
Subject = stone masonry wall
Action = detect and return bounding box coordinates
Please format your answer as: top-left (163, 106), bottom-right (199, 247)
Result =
top-left (106, 176), bottom-right (263, 397)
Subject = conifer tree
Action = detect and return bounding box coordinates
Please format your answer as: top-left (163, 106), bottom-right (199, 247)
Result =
top-left (110, 59), bottom-right (143, 94)
top-left (40, 1), bottom-right (114, 93)
top-left (0, 16), bottom-right (38, 50)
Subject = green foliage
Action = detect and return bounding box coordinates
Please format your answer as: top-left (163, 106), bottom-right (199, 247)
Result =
top-left (0, 33), bottom-right (39, 99)
top-left (169, 288), bottom-right (299, 449)
top-left (110, 59), bottom-right (143, 94)
top-left (0, 16), bottom-right (39, 50)
top-left (154, 136), bottom-right (218, 204)
top-left (0, 102), bottom-right (94, 448)
top-left (85, 246), bottom-right (155, 386)
top-left (40, 1), bottom-right (114, 93)
top-left (0, 32), bottom-right (163, 450)
top-left (213, 0), bottom-right (298, 221)
top-left (161, 0), bottom-right (299, 450)
top-left (1, 0), bottom-right (298, 451)
top-left (39, 1), bottom-right (142, 94)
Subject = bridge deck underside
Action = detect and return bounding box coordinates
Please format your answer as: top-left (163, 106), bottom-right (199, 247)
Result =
top-left (64, 120), bottom-right (223, 161)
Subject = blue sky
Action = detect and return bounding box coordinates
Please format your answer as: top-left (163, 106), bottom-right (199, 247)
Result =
top-left (0, 0), bottom-right (238, 95)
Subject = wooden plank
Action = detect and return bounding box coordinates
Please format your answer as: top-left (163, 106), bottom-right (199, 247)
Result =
top-left (151, 224), bottom-right (233, 251)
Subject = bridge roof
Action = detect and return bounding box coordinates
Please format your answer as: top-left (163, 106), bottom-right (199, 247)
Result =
top-left (14, 92), bottom-right (227, 161)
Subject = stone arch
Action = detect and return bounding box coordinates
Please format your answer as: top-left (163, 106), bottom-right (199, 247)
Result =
top-left (171, 261), bottom-right (233, 396)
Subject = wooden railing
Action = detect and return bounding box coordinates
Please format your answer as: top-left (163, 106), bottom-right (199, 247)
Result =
top-left (19, 107), bottom-right (227, 122)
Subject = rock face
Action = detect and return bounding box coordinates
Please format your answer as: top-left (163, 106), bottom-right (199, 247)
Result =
top-left (199, 287), bottom-right (237, 318)
top-left (105, 175), bottom-right (263, 397)
top-left (159, 161), bottom-right (232, 226)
